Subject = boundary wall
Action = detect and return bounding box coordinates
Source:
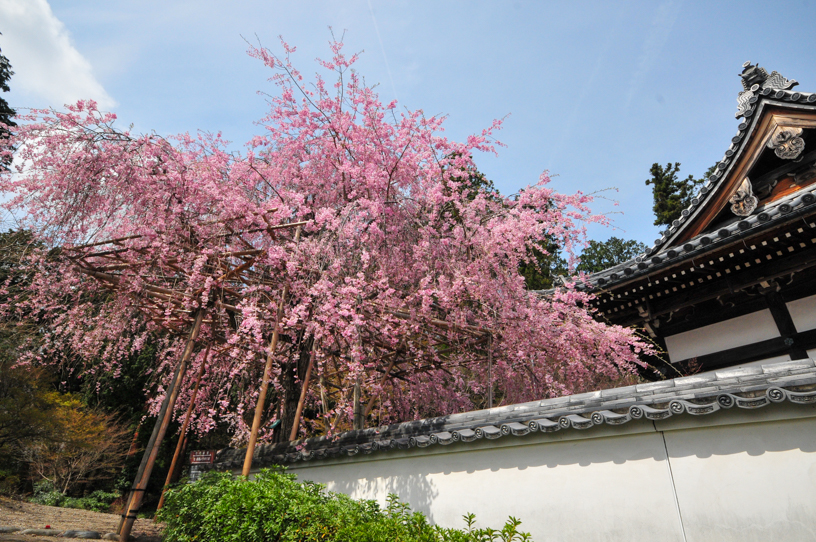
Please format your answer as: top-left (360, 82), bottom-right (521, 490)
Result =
top-left (260, 403), bottom-right (816, 542)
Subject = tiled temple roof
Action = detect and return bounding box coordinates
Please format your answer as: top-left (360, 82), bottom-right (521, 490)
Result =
top-left (573, 73), bottom-right (816, 293)
top-left (215, 358), bottom-right (816, 468)
top-left (581, 178), bottom-right (816, 290)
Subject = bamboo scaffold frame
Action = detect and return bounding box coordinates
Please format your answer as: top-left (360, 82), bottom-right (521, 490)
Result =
top-left (61, 214), bottom-right (493, 541)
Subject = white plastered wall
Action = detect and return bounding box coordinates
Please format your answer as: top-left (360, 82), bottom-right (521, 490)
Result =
top-left (271, 404), bottom-right (816, 542)
top-left (786, 293), bottom-right (816, 333)
top-left (663, 309), bottom-right (780, 362)
top-left (663, 415), bottom-right (816, 542)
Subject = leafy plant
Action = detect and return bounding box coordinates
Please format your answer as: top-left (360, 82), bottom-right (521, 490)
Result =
top-left (30, 481), bottom-right (121, 512)
top-left (157, 468), bottom-right (532, 542)
top-left (30, 480), bottom-right (64, 507)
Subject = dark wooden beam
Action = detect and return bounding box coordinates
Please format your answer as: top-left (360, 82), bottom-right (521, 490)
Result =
top-left (765, 289), bottom-right (809, 360)
top-left (631, 247), bottom-right (816, 325)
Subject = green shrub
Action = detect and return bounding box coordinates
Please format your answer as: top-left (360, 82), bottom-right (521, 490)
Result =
top-left (30, 481), bottom-right (64, 507)
top-left (157, 468), bottom-right (531, 542)
top-left (63, 490), bottom-right (122, 512)
top-left (29, 481), bottom-right (120, 512)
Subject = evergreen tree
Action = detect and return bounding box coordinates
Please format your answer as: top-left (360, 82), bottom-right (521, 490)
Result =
top-left (576, 237), bottom-right (646, 274)
top-left (645, 163), bottom-right (716, 227)
top-left (0, 33), bottom-right (16, 167)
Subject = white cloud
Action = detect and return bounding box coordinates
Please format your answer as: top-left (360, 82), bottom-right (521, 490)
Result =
top-left (0, 0), bottom-right (116, 110)
top-left (624, 0), bottom-right (682, 110)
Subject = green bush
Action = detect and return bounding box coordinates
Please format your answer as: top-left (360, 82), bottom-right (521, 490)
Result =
top-left (64, 490), bottom-right (122, 512)
top-left (30, 480), bottom-right (64, 507)
top-left (157, 468), bottom-right (531, 542)
top-left (29, 481), bottom-right (120, 512)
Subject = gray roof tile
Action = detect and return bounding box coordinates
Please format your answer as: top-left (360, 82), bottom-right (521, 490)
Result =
top-left (215, 359), bottom-right (816, 469)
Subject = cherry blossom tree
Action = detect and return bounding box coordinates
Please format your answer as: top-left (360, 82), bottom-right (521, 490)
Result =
top-left (0, 38), bottom-right (651, 452)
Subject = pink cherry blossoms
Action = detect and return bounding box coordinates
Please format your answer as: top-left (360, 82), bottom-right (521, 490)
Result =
top-left (0, 38), bottom-right (651, 444)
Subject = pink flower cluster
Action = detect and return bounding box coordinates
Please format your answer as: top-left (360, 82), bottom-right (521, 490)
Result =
top-left (0, 39), bottom-right (651, 441)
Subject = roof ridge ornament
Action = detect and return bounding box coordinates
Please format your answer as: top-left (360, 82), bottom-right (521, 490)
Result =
top-left (736, 61), bottom-right (798, 119)
top-left (767, 126), bottom-right (806, 160)
top-left (729, 177), bottom-right (759, 217)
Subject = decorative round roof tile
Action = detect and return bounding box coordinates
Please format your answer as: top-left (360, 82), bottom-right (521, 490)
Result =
top-left (779, 203), bottom-right (792, 213)
top-left (683, 243), bottom-right (694, 252)
top-left (802, 193), bottom-right (815, 204)
top-left (808, 95), bottom-right (816, 103)
top-left (792, 92), bottom-right (801, 101)
top-left (718, 228), bottom-right (730, 238)
top-left (700, 236), bottom-right (712, 245)
top-left (758, 212), bottom-right (770, 222)
top-left (738, 220), bottom-right (751, 230)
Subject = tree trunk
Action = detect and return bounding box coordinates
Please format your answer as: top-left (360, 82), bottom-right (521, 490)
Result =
top-left (273, 335), bottom-right (313, 443)
top-left (353, 378), bottom-right (363, 430)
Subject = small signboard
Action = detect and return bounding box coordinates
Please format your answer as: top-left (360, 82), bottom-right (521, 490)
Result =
top-left (188, 450), bottom-right (215, 482)
top-left (190, 450), bottom-right (215, 465)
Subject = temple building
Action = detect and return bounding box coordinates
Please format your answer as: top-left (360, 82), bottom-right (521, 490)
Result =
top-left (215, 64), bottom-right (816, 542)
top-left (586, 61), bottom-right (816, 376)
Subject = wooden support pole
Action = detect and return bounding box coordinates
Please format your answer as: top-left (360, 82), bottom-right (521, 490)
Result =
top-left (353, 377), bottom-right (363, 430)
top-left (487, 334), bottom-right (493, 409)
top-left (319, 375), bottom-right (329, 433)
top-left (118, 309), bottom-right (205, 542)
top-left (156, 343), bottom-right (211, 513)
top-left (169, 432), bottom-right (189, 483)
top-left (242, 226), bottom-right (301, 477)
top-left (363, 355), bottom-right (398, 418)
top-left (289, 341), bottom-right (317, 441)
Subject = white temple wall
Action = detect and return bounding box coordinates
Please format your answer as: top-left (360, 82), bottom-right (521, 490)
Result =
top-left (786, 293), bottom-right (816, 333)
top-left (663, 309), bottom-right (779, 362)
top-left (266, 404), bottom-right (816, 542)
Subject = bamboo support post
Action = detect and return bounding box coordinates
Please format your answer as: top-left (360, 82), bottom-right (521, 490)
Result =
top-left (156, 344), bottom-right (211, 513)
top-left (487, 333), bottom-right (493, 409)
top-left (241, 225), bottom-right (301, 477)
top-left (289, 341), bottom-right (317, 441)
top-left (118, 309), bottom-right (205, 542)
top-left (353, 377), bottom-right (363, 430)
top-left (363, 355), bottom-right (398, 418)
top-left (319, 375), bottom-right (329, 433)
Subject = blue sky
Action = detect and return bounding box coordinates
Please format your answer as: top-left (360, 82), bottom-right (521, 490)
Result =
top-left (1, 0), bottom-right (814, 245)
